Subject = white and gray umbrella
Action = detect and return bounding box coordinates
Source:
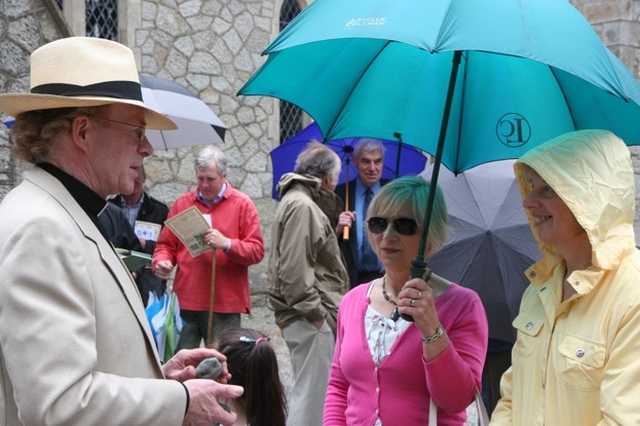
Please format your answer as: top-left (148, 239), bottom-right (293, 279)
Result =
top-left (139, 74), bottom-right (226, 150)
top-left (424, 160), bottom-right (542, 343)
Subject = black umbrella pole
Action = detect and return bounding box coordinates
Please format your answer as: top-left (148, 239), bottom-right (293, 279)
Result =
top-left (393, 132), bottom-right (403, 179)
top-left (401, 50), bottom-right (462, 322)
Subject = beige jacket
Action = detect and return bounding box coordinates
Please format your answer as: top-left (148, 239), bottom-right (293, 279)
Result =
top-left (267, 173), bottom-right (348, 335)
top-left (0, 167), bottom-right (186, 425)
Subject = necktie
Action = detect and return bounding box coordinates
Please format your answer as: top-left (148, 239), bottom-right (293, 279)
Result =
top-left (361, 188), bottom-right (378, 271)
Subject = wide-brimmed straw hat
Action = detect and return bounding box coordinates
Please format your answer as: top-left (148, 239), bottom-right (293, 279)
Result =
top-left (0, 37), bottom-right (177, 130)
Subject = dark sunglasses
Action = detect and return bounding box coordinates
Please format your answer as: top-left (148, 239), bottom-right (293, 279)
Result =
top-left (367, 217), bottom-right (419, 236)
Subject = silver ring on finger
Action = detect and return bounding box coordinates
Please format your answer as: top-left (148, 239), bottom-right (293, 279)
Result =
top-left (410, 299), bottom-right (415, 307)
top-left (417, 291), bottom-right (423, 298)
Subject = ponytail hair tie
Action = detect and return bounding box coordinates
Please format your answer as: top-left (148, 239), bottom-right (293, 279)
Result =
top-left (239, 335), bottom-right (271, 345)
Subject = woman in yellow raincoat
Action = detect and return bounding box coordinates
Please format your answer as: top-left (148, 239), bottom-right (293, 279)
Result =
top-left (490, 129), bottom-right (640, 425)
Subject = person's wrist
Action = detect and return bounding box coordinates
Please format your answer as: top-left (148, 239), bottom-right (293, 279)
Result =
top-left (422, 324), bottom-right (444, 343)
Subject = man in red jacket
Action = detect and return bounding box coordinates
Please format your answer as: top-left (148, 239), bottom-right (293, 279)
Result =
top-left (153, 146), bottom-right (264, 349)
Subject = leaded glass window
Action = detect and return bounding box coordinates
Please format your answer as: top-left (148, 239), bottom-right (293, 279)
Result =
top-left (279, 0), bottom-right (303, 143)
top-left (86, 0), bottom-right (118, 41)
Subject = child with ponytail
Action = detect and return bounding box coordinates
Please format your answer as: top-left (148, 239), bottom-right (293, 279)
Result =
top-left (213, 327), bottom-right (287, 426)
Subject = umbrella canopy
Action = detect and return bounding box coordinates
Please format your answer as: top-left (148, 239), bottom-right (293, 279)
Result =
top-left (238, 0), bottom-right (640, 297)
top-left (270, 122), bottom-right (428, 199)
top-left (240, 0), bottom-right (640, 174)
top-left (1, 117), bottom-right (14, 129)
top-left (139, 74), bottom-right (227, 150)
top-left (425, 160), bottom-right (542, 342)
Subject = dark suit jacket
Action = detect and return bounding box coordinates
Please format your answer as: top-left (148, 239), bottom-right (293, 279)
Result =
top-left (99, 202), bottom-right (143, 251)
top-left (335, 178), bottom-right (389, 288)
top-left (110, 192), bottom-right (169, 255)
top-left (110, 193), bottom-right (170, 305)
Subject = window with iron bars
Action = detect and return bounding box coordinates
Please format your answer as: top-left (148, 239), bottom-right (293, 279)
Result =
top-left (86, 0), bottom-right (118, 41)
top-left (279, 0), bottom-right (303, 143)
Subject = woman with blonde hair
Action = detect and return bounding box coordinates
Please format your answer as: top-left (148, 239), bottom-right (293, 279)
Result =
top-left (324, 176), bottom-right (488, 425)
top-left (491, 129), bottom-right (640, 425)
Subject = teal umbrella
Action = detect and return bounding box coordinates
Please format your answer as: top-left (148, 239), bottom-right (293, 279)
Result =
top-left (238, 0), bottom-right (640, 317)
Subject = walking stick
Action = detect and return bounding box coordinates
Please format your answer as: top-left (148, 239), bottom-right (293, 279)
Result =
top-left (206, 250), bottom-right (216, 346)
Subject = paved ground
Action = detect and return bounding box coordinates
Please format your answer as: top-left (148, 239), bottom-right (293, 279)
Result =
top-left (241, 306), bottom-right (479, 425)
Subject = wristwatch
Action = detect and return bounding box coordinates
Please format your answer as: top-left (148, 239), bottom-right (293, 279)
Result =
top-left (422, 324), bottom-right (444, 343)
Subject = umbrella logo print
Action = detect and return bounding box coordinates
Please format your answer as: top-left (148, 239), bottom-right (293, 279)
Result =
top-left (496, 113), bottom-right (531, 147)
top-left (345, 16), bottom-right (386, 28)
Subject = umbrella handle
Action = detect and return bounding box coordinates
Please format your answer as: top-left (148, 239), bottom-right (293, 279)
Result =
top-left (396, 259), bottom-right (430, 322)
top-left (342, 162), bottom-right (351, 242)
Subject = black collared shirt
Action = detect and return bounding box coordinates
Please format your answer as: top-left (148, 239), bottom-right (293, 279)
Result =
top-left (38, 162), bottom-right (110, 241)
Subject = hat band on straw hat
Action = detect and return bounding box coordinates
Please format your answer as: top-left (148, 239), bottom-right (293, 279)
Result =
top-left (0, 37), bottom-right (177, 130)
top-left (31, 81), bottom-right (143, 101)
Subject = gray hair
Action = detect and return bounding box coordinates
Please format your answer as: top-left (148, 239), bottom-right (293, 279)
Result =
top-left (354, 138), bottom-right (386, 158)
top-left (294, 141), bottom-right (341, 180)
top-left (195, 146), bottom-right (228, 177)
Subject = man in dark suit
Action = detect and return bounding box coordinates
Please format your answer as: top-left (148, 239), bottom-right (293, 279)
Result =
top-left (335, 138), bottom-right (388, 288)
top-left (110, 165), bottom-right (169, 305)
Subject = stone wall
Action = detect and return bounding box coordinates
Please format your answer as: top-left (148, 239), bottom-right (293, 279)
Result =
top-left (132, 0), bottom-right (291, 303)
top-left (572, 0), bottom-right (640, 238)
top-left (2, 0), bottom-right (640, 305)
top-left (1, 0), bottom-right (70, 196)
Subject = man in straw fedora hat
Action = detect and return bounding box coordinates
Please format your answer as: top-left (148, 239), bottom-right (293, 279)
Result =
top-left (0, 37), bottom-right (243, 426)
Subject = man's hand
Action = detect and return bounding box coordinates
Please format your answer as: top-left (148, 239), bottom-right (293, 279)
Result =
top-left (182, 379), bottom-right (244, 426)
top-left (335, 211), bottom-right (356, 235)
top-left (202, 229), bottom-right (230, 250)
top-left (167, 349), bottom-right (243, 426)
top-left (163, 348), bottom-right (231, 383)
top-left (313, 317), bottom-right (325, 330)
top-left (154, 260), bottom-right (174, 280)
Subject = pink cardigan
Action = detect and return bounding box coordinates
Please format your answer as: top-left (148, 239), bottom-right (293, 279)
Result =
top-left (324, 282), bottom-right (488, 425)
top-left (153, 185), bottom-right (264, 313)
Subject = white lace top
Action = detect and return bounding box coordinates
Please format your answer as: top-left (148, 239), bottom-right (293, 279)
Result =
top-left (365, 281), bottom-right (410, 365)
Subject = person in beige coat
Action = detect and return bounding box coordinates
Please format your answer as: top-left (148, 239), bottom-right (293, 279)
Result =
top-left (268, 142), bottom-right (349, 426)
top-left (0, 37), bottom-right (242, 425)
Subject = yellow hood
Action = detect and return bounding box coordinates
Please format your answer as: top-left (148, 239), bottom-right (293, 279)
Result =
top-left (514, 129), bottom-right (636, 270)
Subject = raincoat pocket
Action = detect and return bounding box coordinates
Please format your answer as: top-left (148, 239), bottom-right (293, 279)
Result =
top-left (512, 313), bottom-right (543, 358)
top-left (557, 335), bottom-right (605, 391)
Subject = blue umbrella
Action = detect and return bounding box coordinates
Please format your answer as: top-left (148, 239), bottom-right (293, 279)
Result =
top-left (2, 117), bottom-right (14, 129)
top-left (270, 122), bottom-right (427, 200)
top-left (239, 0), bottom-right (640, 309)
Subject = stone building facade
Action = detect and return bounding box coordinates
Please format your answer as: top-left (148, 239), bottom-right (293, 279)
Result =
top-left (1, 0), bottom-right (640, 304)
